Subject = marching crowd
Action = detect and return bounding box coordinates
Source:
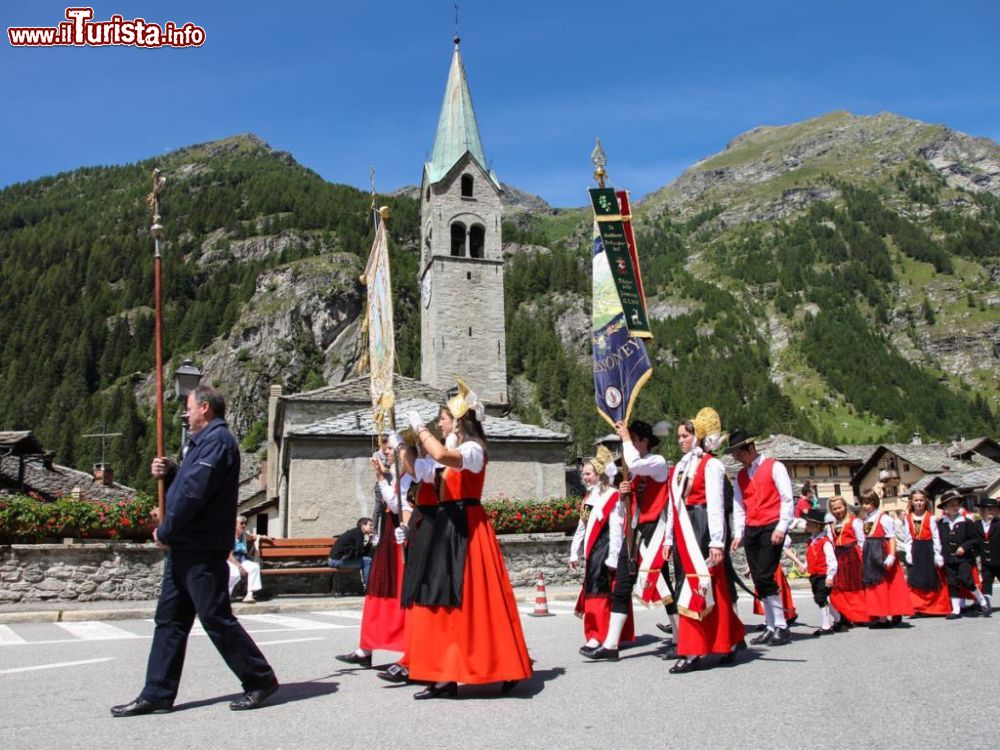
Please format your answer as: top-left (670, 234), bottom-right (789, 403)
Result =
top-left (110, 382), bottom-right (997, 715)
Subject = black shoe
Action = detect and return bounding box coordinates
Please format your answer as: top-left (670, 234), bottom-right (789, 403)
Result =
top-left (831, 621), bottom-right (845, 633)
top-left (336, 652), bottom-right (372, 669)
top-left (376, 663), bottom-right (410, 683)
top-left (812, 628), bottom-right (834, 637)
top-left (669, 656), bottom-right (700, 674)
top-left (655, 622), bottom-right (673, 635)
top-left (750, 629), bottom-right (774, 645)
top-left (719, 643), bottom-right (745, 665)
top-left (413, 682), bottom-right (458, 700)
top-left (890, 615), bottom-right (903, 626)
top-left (579, 644), bottom-right (599, 657)
top-left (230, 680), bottom-right (279, 711)
top-left (982, 596), bottom-right (992, 617)
top-left (110, 697), bottom-right (173, 718)
top-left (584, 645), bottom-right (619, 661)
top-left (945, 613), bottom-right (961, 620)
top-left (769, 627), bottom-right (791, 646)
top-left (500, 680), bottom-right (519, 695)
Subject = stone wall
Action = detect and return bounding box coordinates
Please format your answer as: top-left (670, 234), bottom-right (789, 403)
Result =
top-left (0, 543), bottom-right (164, 604)
top-left (0, 531), bottom-right (823, 605)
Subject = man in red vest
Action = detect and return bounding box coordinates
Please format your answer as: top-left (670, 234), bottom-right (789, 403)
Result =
top-left (728, 429), bottom-right (794, 646)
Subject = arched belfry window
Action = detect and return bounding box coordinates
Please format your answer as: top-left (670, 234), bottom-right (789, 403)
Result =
top-left (469, 224), bottom-right (485, 259)
top-left (450, 222), bottom-right (466, 257)
top-left (461, 174), bottom-right (474, 198)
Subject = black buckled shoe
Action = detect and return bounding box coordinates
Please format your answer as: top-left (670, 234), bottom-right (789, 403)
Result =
top-left (413, 682), bottom-right (458, 700)
top-left (376, 663), bottom-right (410, 683)
top-left (230, 680), bottom-right (279, 711)
top-left (500, 680), bottom-right (519, 695)
top-left (750, 629), bottom-right (774, 645)
top-left (655, 622), bottom-right (673, 635)
top-left (584, 645), bottom-right (619, 661)
top-left (769, 627), bottom-right (791, 646)
top-left (336, 651), bottom-right (372, 669)
top-left (668, 656), bottom-right (701, 674)
top-left (110, 697), bottom-right (173, 717)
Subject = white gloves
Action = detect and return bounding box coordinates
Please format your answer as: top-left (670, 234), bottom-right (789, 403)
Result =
top-left (387, 430), bottom-right (402, 450)
top-left (905, 551), bottom-right (913, 566)
top-left (406, 410), bottom-right (424, 433)
top-left (934, 554), bottom-right (944, 568)
top-left (884, 555), bottom-right (896, 570)
top-left (394, 525), bottom-right (408, 545)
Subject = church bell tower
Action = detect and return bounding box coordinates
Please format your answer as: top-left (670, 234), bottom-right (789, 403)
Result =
top-left (419, 37), bottom-right (508, 407)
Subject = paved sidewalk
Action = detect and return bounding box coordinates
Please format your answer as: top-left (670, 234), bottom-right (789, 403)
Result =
top-left (0, 584), bottom-right (585, 624)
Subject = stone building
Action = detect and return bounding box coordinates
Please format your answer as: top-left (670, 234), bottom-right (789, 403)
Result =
top-left (262, 377), bottom-right (568, 539)
top-left (419, 37), bottom-right (508, 408)
top-left (849, 435), bottom-right (1000, 512)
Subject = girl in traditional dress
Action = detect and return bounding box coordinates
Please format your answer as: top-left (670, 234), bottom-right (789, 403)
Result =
top-left (859, 489), bottom-right (914, 626)
top-left (336, 439), bottom-right (413, 670)
top-left (402, 379), bottom-right (532, 699)
top-left (898, 489), bottom-right (950, 617)
top-left (662, 409), bottom-right (746, 673)
top-left (569, 446), bottom-right (633, 652)
top-left (827, 496), bottom-right (866, 625)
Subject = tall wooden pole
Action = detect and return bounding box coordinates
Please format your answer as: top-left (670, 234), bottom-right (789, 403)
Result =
top-left (148, 169), bottom-right (167, 519)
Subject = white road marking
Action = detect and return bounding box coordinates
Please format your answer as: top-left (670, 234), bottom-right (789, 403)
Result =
top-left (0, 625), bottom-right (27, 645)
top-left (254, 637), bottom-right (325, 646)
top-left (0, 657), bottom-right (114, 675)
top-left (55, 622), bottom-right (142, 640)
top-left (236, 613), bottom-right (349, 630)
top-left (312, 610), bottom-right (364, 620)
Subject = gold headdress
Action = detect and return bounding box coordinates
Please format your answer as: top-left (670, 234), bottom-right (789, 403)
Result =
top-left (692, 407), bottom-right (725, 452)
top-left (588, 444), bottom-right (614, 478)
top-left (447, 377), bottom-right (485, 421)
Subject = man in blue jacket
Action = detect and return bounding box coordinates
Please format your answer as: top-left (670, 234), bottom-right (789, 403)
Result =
top-left (111, 385), bottom-right (278, 716)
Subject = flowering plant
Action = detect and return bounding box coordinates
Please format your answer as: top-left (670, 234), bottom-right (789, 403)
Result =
top-left (0, 494), bottom-right (156, 542)
top-left (484, 496), bottom-right (581, 535)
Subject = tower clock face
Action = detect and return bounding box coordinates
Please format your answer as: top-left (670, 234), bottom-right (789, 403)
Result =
top-left (421, 275), bottom-right (432, 308)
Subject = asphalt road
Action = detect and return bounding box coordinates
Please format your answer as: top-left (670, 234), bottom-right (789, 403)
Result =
top-left (2, 592), bottom-right (997, 750)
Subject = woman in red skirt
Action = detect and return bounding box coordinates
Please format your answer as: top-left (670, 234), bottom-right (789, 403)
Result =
top-left (662, 408), bottom-right (746, 673)
top-left (899, 489), bottom-right (950, 616)
top-left (336, 443), bottom-right (412, 670)
top-left (569, 446), bottom-right (633, 651)
top-left (402, 378), bottom-right (532, 699)
top-left (827, 496), bottom-right (867, 624)
top-left (859, 489), bottom-right (914, 626)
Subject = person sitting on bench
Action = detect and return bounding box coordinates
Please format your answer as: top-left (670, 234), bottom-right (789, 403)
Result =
top-left (329, 518), bottom-right (375, 591)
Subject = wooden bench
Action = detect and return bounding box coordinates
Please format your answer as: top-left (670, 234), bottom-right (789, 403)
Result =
top-left (259, 537), bottom-right (344, 576)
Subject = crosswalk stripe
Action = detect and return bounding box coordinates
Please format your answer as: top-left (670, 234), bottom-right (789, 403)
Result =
top-left (0, 625), bottom-right (27, 645)
top-left (237, 613), bottom-right (344, 630)
top-left (54, 622), bottom-right (142, 640)
top-left (0, 657), bottom-right (114, 675)
top-left (311, 610), bottom-right (363, 620)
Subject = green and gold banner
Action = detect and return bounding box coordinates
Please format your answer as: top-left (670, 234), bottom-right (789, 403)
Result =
top-left (589, 187), bottom-right (651, 338)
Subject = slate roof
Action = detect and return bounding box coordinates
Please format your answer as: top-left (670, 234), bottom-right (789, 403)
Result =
top-left (0, 454), bottom-right (137, 502)
top-left (0, 431), bottom-right (45, 455)
top-left (290, 398), bottom-right (568, 443)
top-left (835, 444), bottom-right (879, 463)
top-left (909, 466), bottom-right (1000, 495)
top-left (282, 375), bottom-right (446, 405)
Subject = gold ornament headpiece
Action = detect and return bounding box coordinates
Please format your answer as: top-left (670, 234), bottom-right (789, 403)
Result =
top-left (588, 444), bottom-right (614, 478)
top-left (447, 377), bottom-right (484, 421)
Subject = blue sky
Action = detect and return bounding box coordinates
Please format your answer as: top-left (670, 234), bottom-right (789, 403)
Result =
top-left (2, 1), bottom-right (998, 206)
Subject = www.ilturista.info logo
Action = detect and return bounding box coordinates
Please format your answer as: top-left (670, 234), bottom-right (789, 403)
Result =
top-left (8, 7), bottom-right (205, 48)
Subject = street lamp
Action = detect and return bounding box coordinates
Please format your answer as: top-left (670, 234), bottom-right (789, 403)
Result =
top-left (173, 359), bottom-right (202, 454)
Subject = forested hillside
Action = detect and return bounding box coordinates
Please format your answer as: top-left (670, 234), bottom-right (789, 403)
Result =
top-left (1, 112), bottom-right (998, 490)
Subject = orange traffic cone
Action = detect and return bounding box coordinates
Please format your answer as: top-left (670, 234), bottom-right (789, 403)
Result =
top-left (529, 571), bottom-right (554, 617)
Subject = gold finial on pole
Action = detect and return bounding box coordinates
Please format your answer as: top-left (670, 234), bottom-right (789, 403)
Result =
top-left (591, 138), bottom-right (607, 188)
top-left (378, 205), bottom-right (390, 222)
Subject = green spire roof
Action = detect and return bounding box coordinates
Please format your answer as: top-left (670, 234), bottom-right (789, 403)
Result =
top-left (425, 43), bottom-right (500, 188)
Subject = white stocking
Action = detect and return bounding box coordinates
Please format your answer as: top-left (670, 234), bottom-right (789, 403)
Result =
top-left (767, 594), bottom-right (787, 629)
top-left (602, 612), bottom-right (628, 649)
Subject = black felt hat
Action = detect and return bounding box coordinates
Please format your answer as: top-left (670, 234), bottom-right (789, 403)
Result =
top-left (628, 419), bottom-right (661, 450)
top-left (802, 508), bottom-right (829, 526)
top-left (976, 495), bottom-right (998, 510)
top-left (725, 428), bottom-right (758, 454)
top-left (937, 489), bottom-right (964, 509)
